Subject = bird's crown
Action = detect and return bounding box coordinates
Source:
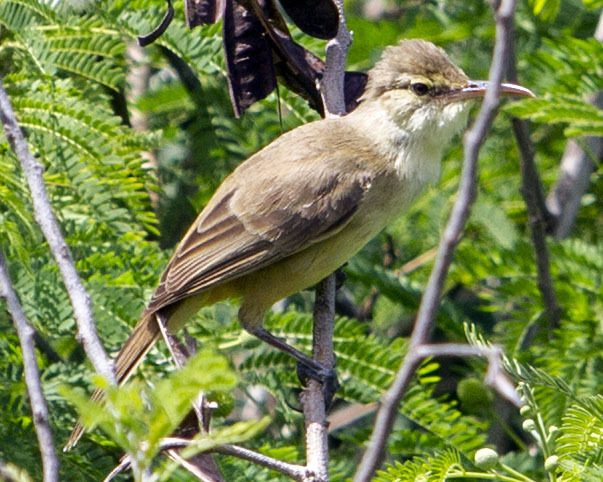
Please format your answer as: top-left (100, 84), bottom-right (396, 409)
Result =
top-left (362, 39), bottom-right (469, 101)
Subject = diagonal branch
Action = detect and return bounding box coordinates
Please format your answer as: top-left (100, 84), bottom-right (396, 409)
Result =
top-left (353, 1), bottom-right (519, 480)
top-left (506, 33), bottom-right (562, 331)
top-left (105, 439), bottom-right (311, 481)
top-left (510, 117), bottom-right (562, 330)
top-left (0, 247), bottom-right (59, 482)
top-left (0, 80), bottom-right (115, 383)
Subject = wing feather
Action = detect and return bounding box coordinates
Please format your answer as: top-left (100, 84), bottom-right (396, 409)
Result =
top-left (146, 120), bottom-right (375, 313)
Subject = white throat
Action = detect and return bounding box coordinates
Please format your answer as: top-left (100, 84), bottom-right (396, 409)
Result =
top-left (352, 99), bottom-right (471, 190)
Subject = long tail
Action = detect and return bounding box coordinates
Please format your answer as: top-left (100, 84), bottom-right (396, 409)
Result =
top-left (64, 312), bottom-right (160, 451)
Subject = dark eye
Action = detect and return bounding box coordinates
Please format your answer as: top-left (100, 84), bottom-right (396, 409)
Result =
top-left (411, 83), bottom-right (429, 96)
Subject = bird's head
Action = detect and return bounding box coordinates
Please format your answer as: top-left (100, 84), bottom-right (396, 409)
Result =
top-left (361, 39), bottom-right (534, 136)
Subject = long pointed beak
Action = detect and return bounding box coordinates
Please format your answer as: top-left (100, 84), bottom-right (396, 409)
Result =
top-left (450, 80), bottom-right (535, 101)
top-left (452, 80), bottom-right (536, 100)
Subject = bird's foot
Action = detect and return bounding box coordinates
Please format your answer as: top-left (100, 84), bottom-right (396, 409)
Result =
top-left (296, 361), bottom-right (340, 410)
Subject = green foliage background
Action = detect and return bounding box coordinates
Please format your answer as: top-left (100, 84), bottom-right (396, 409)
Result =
top-left (0, 0), bottom-right (601, 480)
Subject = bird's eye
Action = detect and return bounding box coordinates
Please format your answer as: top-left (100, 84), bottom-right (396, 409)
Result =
top-left (411, 83), bottom-right (429, 96)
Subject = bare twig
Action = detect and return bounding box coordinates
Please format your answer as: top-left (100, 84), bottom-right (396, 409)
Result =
top-left (301, 275), bottom-right (337, 482)
top-left (298, 2), bottom-right (353, 480)
top-left (353, 1), bottom-right (519, 480)
top-left (511, 118), bottom-right (562, 330)
top-left (320, 0), bottom-right (352, 117)
top-left (154, 323), bottom-right (226, 481)
top-left (506, 35), bottom-right (562, 331)
top-left (0, 80), bottom-right (115, 383)
top-left (415, 344), bottom-right (520, 405)
top-left (0, 247), bottom-right (59, 482)
top-left (107, 439), bottom-right (311, 481)
top-left (216, 444), bottom-right (309, 480)
top-left (165, 449), bottom-right (223, 482)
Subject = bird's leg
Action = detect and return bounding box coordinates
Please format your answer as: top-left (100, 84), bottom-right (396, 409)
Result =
top-left (244, 326), bottom-right (339, 397)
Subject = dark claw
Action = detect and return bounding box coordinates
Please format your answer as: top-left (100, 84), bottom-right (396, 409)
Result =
top-left (285, 389), bottom-right (304, 413)
top-left (296, 361), bottom-right (340, 410)
top-left (335, 266), bottom-right (347, 290)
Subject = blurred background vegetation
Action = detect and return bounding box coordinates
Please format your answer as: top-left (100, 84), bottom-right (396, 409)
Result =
top-left (0, 0), bottom-right (601, 480)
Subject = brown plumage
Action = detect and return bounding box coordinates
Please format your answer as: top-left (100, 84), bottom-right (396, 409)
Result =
top-left (65, 39), bottom-right (533, 450)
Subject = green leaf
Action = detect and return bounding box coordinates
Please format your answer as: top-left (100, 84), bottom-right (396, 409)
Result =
top-left (505, 94), bottom-right (603, 138)
top-left (528, 0), bottom-right (561, 21)
top-left (63, 349), bottom-right (237, 470)
top-left (582, 0), bottom-right (603, 8)
top-left (472, 198), bottom-right (519, 249)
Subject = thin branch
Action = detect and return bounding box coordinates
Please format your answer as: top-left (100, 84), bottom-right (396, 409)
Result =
top-left (165, 449), bottom-right (223, 482)
top-left (154, 322), bottom-right (226, 481)
top-left (0, 79), bottom-right (115, 383)
top-left (510, 118), bottom-right (562, 330)
top-left (353, 1), bottom-right (518, 480)
top-left (320, 0), bottom-right (352, 117)
top-left (300, 2), bottom-right (352, 480)
top-left (546, 130), bottom-right (600, 238)
top-left (301, 275), bottom-right (337, 482)
top-left (506, 34), bottom-right (562, 331)
top-left (0, 247), bottom-right (59, 482)
top-left (215, 444), bottom-right (309, 481)
top-left (108, 439), bottom-right (311, 481)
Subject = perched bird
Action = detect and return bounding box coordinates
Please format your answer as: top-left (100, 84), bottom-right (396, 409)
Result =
top-left (65, 39), bottom-right (533, 449)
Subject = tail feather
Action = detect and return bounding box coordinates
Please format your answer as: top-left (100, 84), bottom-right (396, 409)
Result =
top-left (64, 312), bottom-right (161, 451)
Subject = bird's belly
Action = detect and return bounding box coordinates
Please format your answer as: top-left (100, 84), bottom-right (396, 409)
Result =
top-left (233, 172), bottom-right (421, 322)
top-left (239, 192), bottom-right (404, 311)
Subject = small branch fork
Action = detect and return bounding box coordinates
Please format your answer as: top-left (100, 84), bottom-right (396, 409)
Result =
top-left (0, 80), bottom-right (115, 384)
top-left (353, 1), bottom-right (521, 480)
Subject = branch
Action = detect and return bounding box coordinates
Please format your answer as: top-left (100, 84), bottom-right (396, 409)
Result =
top-left (215, 444), bottom-right (309, 481)
top-left (300, 2), bottom-right (352, 480)
top-left (546, 124), bottom-right (601, 238)
top-left (510, 117), bottom-right (562, 330)
top-left (0, 247), bottom-right (59, 482)
top-left (320, 0), bottom-right (352, 117)
top-left (414, 344), bottom-right (520, 405)
top-left (105, 439), bottom-right (311, 482)
top-left (301, 275), bottom-right (337, 482)
top-left (153, 320), bottom-right (225, 481)
top-left (353, 1), bottom-right (518, 480)
top-left (506, 29), bottom-right (562, 331)
top-left (0, 80), bottom-right (115, 383)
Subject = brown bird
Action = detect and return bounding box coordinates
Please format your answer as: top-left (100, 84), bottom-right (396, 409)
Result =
top-left (65, 39), bottom-right (533, 449)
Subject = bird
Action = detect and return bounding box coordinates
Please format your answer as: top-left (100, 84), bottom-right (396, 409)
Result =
top-left (65, 39), bottom-right (533, 449)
